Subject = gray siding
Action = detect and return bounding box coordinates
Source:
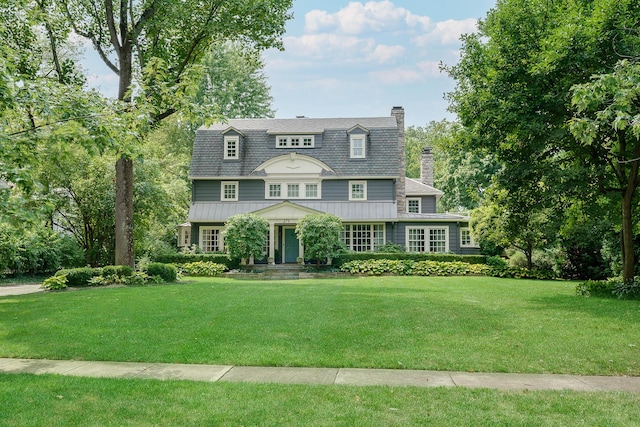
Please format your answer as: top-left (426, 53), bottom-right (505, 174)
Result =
top-left (422, 196), bottom-right (437, 213)
top-left (193, 181), bottom-right (220, 202)
top-left (239, 180), bottom-right (265, 201)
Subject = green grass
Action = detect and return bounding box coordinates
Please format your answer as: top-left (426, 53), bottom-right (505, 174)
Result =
top-left (1, 374), bottom-right (639, 427)
top-left (1, 276), bottom-right (639, 375)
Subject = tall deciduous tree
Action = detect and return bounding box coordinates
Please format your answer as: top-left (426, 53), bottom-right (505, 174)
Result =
top-left (446, 0), bottom-right (640, 280)
top-left (59, 0), bottom-right (292, 267)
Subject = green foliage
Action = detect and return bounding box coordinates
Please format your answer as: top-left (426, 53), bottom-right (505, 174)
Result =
top-left (146, 263), bottom-right (177, 283)
top-left (334, 252), bottom-right (486, 267)
top-left (339, 259), bottom-right (491, 276)
top-left (223, 214), bottom-right (269, 261)
top-left (56, 267), bottom-right (101, 287)
top-left (41, 274), bottom-right (68, 291)
top-left (578, 276), bottom-right (640, 300)
top-left (487, 265), bottom-right (554, 280)
top-left (374, 242), bottom-right (405, 253)
top-left (340, 259), bottom-right (414, 275)
top-left (153, 252), bottom-right (238, 269)
top-left (295, 213), bottom-right (345, 265)
top-left (180, 261), bottom-right (227, 277)
top-left (102, 265), bottom-right (133, 278)
top-left (412, 261), bottom-right (490, 276)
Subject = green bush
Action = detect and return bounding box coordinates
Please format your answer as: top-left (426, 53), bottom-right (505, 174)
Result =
top-left (339, 259), bottom-right (414, 275)
top-left (56, 267), bottom-right (102, 287)
top-left (412, 261), bottom-right (490, 276)
top-left (577, 277), bottom-right (640, 299)
top-left (146, 263), bottom-right (177, 282)
top-left (102, 265), bottom-right (133, 277)
top-left (487, 265), bottom-right (554, 280)
top-left (153, 253), bottom-right (238, 269)
top-left (41, 274), bottom-right (68, 291)
top-left (334, 252), bottom-right (486, 267)
top-left (180, 261), bottom-right (227, 277)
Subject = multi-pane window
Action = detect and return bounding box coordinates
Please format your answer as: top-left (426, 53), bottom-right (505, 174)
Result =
top-left (407, 228), bottom-right (425, 252)
top-left (221, 181), bottom-right (238, 201)
top-left (460, 228), bottom-right (477, 247)
top-left (305, 183), bottom-right (318, 198)
top-left (276, 135), bottom-right (314, 148)
top-left (224, 136), bottom-right (239, 159)
top-left (266, 182), bottom-right (320, 199)
top-left (349, 181), bottom-right (367, 200)
top-left (287, 183), bottom-right (300, 198)
top-left (406, 227), bottom-right (448, 253)
top-left (429, 229), bottom-right (447, 253)
top-left (200, 227), bottom-right (223, 253)
top-left (407, 198), bottom-right (421, 213)
top-left (350, 135), bottom-right (366, 158)
top-left (182, 229), bottom-right (190, 246)
top-left (342, 224), bottom-right (385, 252)
top-left (269, 184), bottom-right (281, 198)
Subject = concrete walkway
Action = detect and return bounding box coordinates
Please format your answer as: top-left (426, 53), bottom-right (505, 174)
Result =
top-left (1, 358), bottom-right (639, 392)
top-left (0, 284), bottom-right (42, 296)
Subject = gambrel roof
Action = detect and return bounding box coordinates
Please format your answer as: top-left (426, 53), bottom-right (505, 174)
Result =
top-left (190, 116), bottom-right (400, 178)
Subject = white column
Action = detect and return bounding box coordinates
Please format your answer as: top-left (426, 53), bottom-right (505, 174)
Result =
top-left (269, 221), bottom-right (276, 264)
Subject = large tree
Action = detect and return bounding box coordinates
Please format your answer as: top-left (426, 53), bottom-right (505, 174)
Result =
top-left (446, 0), bottom-right (640, 280)
top-left (59, 0), bottom-right (292, 267)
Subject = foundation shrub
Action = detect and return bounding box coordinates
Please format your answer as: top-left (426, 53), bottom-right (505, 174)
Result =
top-left (146, 263), bottom-right (177, 282)
top-left (55, 267), bottom-right (102, 287)
top-left (180, 261), bottom-right (227, 277)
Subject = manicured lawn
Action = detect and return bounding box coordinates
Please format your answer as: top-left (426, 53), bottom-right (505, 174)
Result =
top-left (1, 374), bottom-right (639, 427)
top-left (1, 276), bottom-right (638, 376)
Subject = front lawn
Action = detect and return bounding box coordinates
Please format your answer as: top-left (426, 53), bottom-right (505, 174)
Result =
top-left (1, 276), bottom-right (638, 376)
top-left (1, 374), bottom-right (639, 427)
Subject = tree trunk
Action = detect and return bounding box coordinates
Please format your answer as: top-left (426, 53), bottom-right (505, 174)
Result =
top-left (621, 190), bottom-right (635, 281)
top-left (115, 157), bottom-right (134, 267)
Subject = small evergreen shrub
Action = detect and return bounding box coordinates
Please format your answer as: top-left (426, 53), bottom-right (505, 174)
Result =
top-left (180, 261), bottom-right (227, 277)
top-left (102, 265), bottom-right (133, 278)
top-left (42, 274), bottom-right (68, 290)
top-left (146, 263), bottom-right (177, 282)
top-left (56, 267), bottom-right (102, 287)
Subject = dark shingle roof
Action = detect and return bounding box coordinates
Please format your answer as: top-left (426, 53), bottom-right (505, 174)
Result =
top-left (190, 116), bottom-right (400, 178)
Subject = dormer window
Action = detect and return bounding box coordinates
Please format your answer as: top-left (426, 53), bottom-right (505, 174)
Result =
top-left (276, 135), bottom-right (314, 148)
top-left (407, 198), bottom-right (421, 213)
top-left (350, 135), bottom-right (366, 158)
top-left (224, 136), bottom-right (239, 159)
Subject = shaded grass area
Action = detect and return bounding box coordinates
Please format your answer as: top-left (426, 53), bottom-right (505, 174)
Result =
top-left (1, 276), bottom-right (639, 375)
top-left (1, 373), bottom-right (639, 427)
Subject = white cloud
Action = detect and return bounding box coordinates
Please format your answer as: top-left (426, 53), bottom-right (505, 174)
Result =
top-left (305, 0), bottom-right (431, 35)
top-left (412, 18), bottom-right (478, 46)
top-left (283, 34), bottom-right (375, 60)
top-left (368, 44), bottom-right (405, 64)
top-left (369, 61), bottom-right (443, 85)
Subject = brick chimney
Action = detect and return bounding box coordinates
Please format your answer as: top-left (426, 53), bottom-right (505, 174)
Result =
top-left (391, 106), bottom-right (405, 213)
top-left (421, 146), bottom-right (434, 187)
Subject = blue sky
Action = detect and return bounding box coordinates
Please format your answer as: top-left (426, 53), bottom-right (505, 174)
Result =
top-left (84, 0), bottom-right (496, 128)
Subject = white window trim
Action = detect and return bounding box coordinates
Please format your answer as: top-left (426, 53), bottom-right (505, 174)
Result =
top-left (405, 226), bottom-right (450, 253)
top-left (221, 181), bottom-right (238, 201)
top-left (349, 180), bottom-right (367, 201)
top-left (341, 223), bottom-right (386, 252)
top-left (407, 197), bottom-right (421, 214)
top-left (265, 181), bottom-right (321, 199)
top-left (460, 227), bottom-right (479, 248)
top-left (199, 226), bottom-right (225, 253)
top-left (223, 136), bottom-right (239, 160)
top-left (350, 134), bottom-right (366, 159)
top-left (276, 135), bottom-right (315, 148)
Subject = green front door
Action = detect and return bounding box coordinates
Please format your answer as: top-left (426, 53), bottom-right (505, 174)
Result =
top-left (284, 228), bottom-right (299, 263)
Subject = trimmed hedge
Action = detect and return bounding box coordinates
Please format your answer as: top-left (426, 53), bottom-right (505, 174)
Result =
top-left (180, 261), bottom-right (228, 277)
top-left (55, 267), bottom-right (102, 287)
top-left (333, 252), bottom-right (487, 267)
top-left (146, 263), bottom-right (177, 282)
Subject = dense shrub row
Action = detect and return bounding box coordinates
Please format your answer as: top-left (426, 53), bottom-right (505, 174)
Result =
top-left (0, 226), bottom-right (84, 276)
top-left (44, 263), bottom-right (177, 290)
top-left (333, 252), bottom-right (487, 267)
top-left (339, 259), bottom-right (554, 279)
top-left (576, 276), bottom-right (640, 299)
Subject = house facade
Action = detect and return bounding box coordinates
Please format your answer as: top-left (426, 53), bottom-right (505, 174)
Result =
top-left (182, 107), bottom-right (479, 263)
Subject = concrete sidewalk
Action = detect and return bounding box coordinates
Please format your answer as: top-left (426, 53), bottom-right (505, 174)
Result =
top-left (1, 358), bottom-right (638, 392)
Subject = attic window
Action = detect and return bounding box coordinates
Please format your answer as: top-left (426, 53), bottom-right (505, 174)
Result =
top-left (350, 135), bottom-right (366, 158)
top-left (276, 135), bottom-right (314, 148)
top-left (224, 136), bottom-right (239, 159)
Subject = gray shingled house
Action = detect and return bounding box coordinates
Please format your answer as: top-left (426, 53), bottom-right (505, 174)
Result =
top-left (181, 107), bottom-right (479, 263)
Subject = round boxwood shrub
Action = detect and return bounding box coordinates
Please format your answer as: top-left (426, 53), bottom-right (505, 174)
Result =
top-left (146, 262), bottom-right (177, 282)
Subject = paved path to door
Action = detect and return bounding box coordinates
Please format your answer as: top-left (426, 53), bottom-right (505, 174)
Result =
top-left (0, 284), bottom-right (42, 296)
top-left (1, 358), bottom-right (639, 392)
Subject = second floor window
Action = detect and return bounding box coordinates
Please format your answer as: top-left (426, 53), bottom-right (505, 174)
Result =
top-left (266, 181), bottom-right (321, 199)
top-left (276, 135), bottom-right (315, 148)
top-left (407, 198), bottom-right (421, 213)
top-left (221, 181), bottom-right (238, 201)
top-left (349, 181), bottom-right (367, 200)
top-left (224, 136), bottom-right (239, 159)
